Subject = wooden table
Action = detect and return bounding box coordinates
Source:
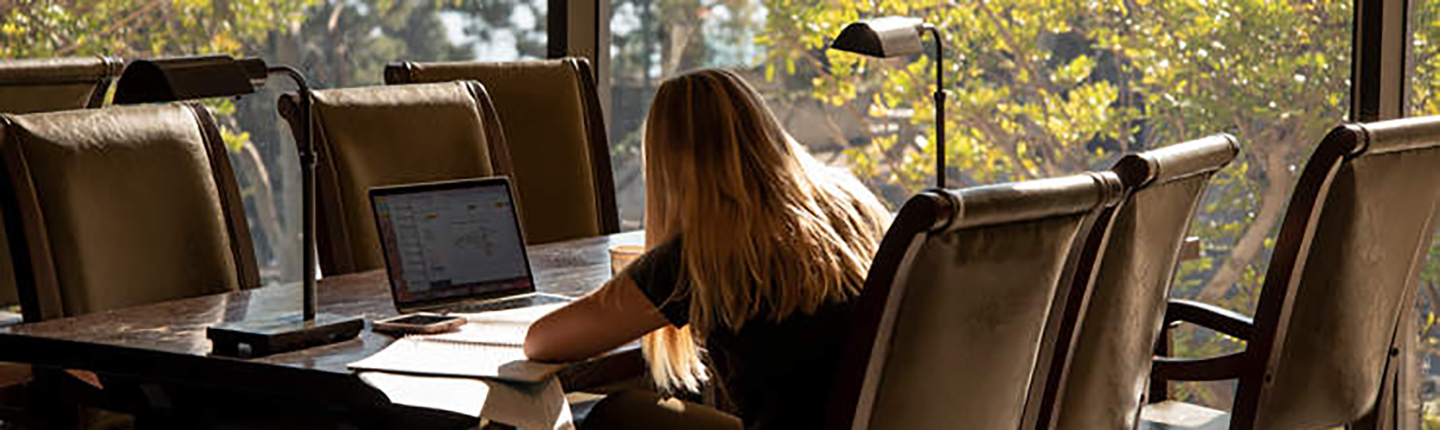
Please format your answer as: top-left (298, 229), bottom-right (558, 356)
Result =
top-left (0, 231), bottom-right (646, 427)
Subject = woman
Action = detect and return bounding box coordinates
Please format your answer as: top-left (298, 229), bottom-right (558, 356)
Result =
top-left (524, 69), bottom-right (891, 429)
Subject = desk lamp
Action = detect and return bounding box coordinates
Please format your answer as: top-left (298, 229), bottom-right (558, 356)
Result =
top-left (114, 55), bottom-right (362, 358)
top-left (830, 16), bottom-right (948, 188)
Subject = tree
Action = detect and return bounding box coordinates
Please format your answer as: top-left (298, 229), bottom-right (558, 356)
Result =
top-left (3, 0), bottom-right (545, 284)
top-left (754, 0), bottom-right (1351, 406)
top-left (1, 0), bottom-right (311, 59)
top-left (2, 0), bottom-right (318, 284)
top-left (1405, 0), bottom-right (1440, 420)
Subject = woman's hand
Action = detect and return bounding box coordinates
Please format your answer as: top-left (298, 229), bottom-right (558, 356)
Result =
top-left (524, 275), bottom-right (672, 362)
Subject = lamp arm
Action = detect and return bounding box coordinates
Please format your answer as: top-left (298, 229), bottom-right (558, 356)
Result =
top-left (926, 26), bottom-right (946, 189)
top-left (268, 66), bottom-right (318, 321)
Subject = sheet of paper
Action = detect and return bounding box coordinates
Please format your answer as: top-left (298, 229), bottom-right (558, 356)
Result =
top-left (453, 303), bottom-right (564, 322)
top-left (359, 372), bottom-right (574, 429)
top-left (419, 303), bottom-right (566, 346)
top-left (349, 304), bottom-right (569, 382)
top-left (348, 336), bottom-right (564, 382)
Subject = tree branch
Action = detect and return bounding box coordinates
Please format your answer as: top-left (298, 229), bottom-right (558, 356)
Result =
top-left (1195, 129), bottom-right (1291, 303)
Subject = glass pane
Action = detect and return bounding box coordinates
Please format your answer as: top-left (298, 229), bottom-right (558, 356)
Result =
top-left (610, 0), bottom-right (1352, 410)
top-left (1409, 0), bottom-right (1440, 425)
top-left (1, 0), bottom-right (546, 286)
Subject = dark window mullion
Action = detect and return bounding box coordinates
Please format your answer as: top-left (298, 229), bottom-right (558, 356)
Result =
top-left (1351, 0), bottom-right (1409, 122)
top-left (548, 0), bottom-right (569, 58)
top-left (1351, 0), bottom-right (1414, 428)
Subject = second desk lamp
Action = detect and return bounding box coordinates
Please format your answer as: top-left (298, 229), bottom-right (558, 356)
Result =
top-left (831, 16), bottom-right (948, 189)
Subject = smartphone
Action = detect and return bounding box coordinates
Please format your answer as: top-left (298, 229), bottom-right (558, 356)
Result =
top-left (373, 313), bottom-right (466, 335)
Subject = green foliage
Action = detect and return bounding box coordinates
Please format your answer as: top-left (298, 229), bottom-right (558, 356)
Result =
top-left (1409, 1), bottom-right (1440, 421)
top-left (1, 0), bottom-right (313, 58)
top-left (753, 0), bottom-right (1351, 408)
top-left (2, 0), bottom-right (318, 152)
top-left (608, 6), bottom-right (1368, 409)
top-left (3, 0), bottom-right (559, 285)
top-left (9, 0), bottom-right (1440, 414)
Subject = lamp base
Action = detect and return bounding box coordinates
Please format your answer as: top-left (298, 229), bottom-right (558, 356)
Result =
top-left (207, 313), bottom-right (364, 359)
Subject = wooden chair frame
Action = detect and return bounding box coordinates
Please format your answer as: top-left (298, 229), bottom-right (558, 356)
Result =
top-left (825, 173), bottom-right (1125, 430)
top-left (1040, 135), bottom-right (1239, 430)
top-left (1148, 123), bottom-right (1439, 430)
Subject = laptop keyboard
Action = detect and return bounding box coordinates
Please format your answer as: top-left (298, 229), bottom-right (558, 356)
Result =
top-left (448, 294), bottom-right (571, 314)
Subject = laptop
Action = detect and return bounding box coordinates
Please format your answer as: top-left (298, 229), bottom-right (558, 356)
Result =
top-left (369, 177), bottom-right (571, 315)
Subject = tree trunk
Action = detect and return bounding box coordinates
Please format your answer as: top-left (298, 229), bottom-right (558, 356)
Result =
top-left (1195, 148), bottom-right (1292, 304)
top-left (237, 144), bottom-right (288, 283)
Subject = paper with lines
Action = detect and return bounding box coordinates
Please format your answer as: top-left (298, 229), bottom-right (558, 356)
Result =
top-left (348, 304), bottom-right (567, 382)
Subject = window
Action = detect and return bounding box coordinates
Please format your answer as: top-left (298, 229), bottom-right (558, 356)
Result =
top-left (1409, 0), bottom-right (1440, 425)
top-left (608, 0), bottom-right (771, 228)
top-left (608, 0), bottom-right (1353, 409)
top-left (4, 0), bottom-right (1423, 420)
top-left (2, 0), bottom-right (548, 286)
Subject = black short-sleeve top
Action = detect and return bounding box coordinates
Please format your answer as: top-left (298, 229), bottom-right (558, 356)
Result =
top-left (627, 237), bottom-right (856, 430)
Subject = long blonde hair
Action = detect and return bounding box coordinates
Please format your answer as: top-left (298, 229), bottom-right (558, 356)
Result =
top-left (638, 69), bottom-right (891, 393)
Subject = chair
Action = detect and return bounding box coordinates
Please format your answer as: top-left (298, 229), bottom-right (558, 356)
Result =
top-left (384, 58), bottom-right (620, 244)
top-left (825, 172), bottom-right (1125, 430)
top-left (1149, 117), bottom-right (1440, 429)
top-left (0, 103), bottom-right (259, 321)
top-left (1045, 135), bottom-right (1240, 430)
top-left (0, 57), bottom-right (123, 114)
top-left (0, 56), bottom-right (124, 323)
top-left (278, 81), bottom-right (514, 275)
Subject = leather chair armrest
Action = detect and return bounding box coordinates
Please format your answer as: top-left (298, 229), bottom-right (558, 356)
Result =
top-left (1162, 299), bottom-right (1256, 341)
top-left (1151, 353), bottom-right (1246, 382)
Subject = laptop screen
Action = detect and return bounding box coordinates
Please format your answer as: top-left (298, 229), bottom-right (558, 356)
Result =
top-left (371, 178), bottom-right (533, 306)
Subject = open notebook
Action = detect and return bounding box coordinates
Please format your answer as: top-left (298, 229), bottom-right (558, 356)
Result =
top-left (348, 304), bottom-right (566, 383)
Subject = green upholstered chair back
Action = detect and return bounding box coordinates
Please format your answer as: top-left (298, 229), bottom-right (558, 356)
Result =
top-left (0, 57), bottom-right (122, 114)
top-left (384, 57), bottom-right (619, 244)
top-left (279, 81), bottom-right (514, 275)
top-left (0, 103), bottom-right (258, 321)
top-left (0, 56), bottom-right (124, 314)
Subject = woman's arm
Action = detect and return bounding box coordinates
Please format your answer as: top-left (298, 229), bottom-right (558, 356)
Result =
top-left (524, 275), bottom-right (672, 362)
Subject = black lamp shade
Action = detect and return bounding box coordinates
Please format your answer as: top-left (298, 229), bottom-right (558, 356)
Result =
top-left (113, 55), bottom-right (268, 104)
top-left (830, 16), bottom-right (927, 58)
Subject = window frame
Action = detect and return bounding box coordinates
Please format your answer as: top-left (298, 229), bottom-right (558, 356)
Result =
top-left (1354, 0), bottom-right (1413, 427)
